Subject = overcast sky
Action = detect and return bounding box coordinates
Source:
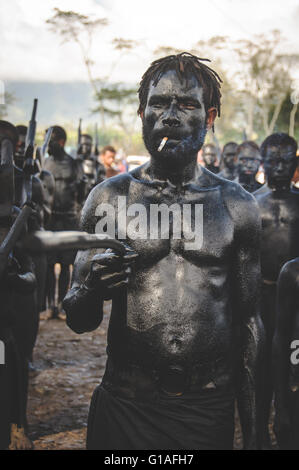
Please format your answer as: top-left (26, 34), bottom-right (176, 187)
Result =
top-left (1, 0), bottom-right (299, 84)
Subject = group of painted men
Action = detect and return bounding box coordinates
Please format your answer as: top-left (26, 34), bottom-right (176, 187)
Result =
top-left (0, 119), bottom-right (118, 449)
top-left (0, 104), bottom-right (299, 448)
top-left (203, 134), bottom-right (299, 449)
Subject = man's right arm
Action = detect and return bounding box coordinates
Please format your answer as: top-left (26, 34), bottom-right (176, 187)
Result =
top-left (63, 247), bottom-right (105, 334)
top-left (63, 179), bottom-right (137, 334)
top-left (63, 184), bottom-right (112, 334)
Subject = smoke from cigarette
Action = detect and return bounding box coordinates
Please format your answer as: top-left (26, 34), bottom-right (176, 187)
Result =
top-left (158, 137), bottom-right (168, 152)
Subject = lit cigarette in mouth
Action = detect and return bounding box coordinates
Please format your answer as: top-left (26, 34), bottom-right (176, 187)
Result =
top-left (158, 137), bottom-right (168, 152)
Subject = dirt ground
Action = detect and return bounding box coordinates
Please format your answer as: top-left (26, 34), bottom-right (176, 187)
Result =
top-left (27, 303), bottom-right (111, 450)
top-left (27, 303), bottom-right (275, 450)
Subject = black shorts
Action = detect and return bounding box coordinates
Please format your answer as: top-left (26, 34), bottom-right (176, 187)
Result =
top-left (87, 384), bottom-right (235, 450)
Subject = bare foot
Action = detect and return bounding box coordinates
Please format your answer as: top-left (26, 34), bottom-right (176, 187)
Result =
top-left (9, 424), bottom-right (34, 450)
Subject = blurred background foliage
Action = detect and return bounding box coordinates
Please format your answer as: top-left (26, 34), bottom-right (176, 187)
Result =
top-left (2, 8), bottom-right (298, 154)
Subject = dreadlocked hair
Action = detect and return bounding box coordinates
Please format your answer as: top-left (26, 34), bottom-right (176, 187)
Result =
top-left (138, 52), bottom-right (222, 117)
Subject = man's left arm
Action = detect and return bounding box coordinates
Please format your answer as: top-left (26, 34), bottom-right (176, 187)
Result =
top-left (231, 192), bottom-right (265, 449)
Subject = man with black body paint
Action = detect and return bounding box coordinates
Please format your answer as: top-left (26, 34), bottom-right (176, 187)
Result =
top-left (201, 143), bottom-right (219, 174)
top-left (255, 133), bottom-right (299, 448)
top-left (44, 126), bottom-right (85, 318)
top-left (218, 142), bottom-right (238, 181)
top-left (77, 133), bottom-right (98, 196)
top-left (236, 141), bottom-right (263, 193)
top-left (273, 256), bottom-right (299, 449)
top-left (64, 53), bottom-right (264, 450)
top-left (0, 121), bottom-right (42, 440)
top-left (14, 124), bottom-right (54, 318)
top-left (0, 124), bottom-right (36, 449)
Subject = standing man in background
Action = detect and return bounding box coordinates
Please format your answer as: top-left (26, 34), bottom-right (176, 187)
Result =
top-left (44, 125), bottom-right (86, 319)
top-left (98, 145), bottom-right (119, 180)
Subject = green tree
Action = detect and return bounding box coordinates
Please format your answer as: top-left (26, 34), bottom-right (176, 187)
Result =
top-left (233, 30), bottom-right (299, 139)
top-left (153, 39), bottom-right (243, 145)
top-left (92, 83), bottom-right (139, 152)
top-left (46, 9), bottom-right (139, 129)
top-left (0, 92), bottom-right (15, 119)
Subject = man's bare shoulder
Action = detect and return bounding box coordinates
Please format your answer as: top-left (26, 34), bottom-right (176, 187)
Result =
top-left (208, 169), bottom-right (261, 233)
top-left (199, 166), bottom-right (257, 203)
top-left (81, 172), bottom-right (134, 232)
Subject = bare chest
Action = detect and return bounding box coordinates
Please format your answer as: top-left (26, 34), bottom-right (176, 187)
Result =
top-left (95, 181), bottom-right (235, 266)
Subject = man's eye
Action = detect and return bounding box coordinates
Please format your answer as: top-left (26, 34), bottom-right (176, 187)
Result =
top-left (180, 103), bottom-right (196, 110)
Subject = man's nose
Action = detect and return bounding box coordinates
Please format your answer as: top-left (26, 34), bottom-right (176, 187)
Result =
top-left (162, 104), bottom-right (180, 127)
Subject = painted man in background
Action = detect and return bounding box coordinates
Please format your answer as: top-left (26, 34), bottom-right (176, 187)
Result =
top-left (236, 141), bottom-right (263, 193)
top-left (218, 142), bottom-right (238, 181)
top-left (14, 124), bottom-right (54, 319)
top-left (201, 143), bottom-right (219, 173)
top-left (273, 256), bottom-right (299, 449)
top-left (44, 126), bottom-right (86, 318)
top-left (0, 125), bottom-right (36, 449)
top-left (255, 133), bottom-right (299, 448)
top-left (0, 121), bottom-right (43, 436)
top-left (64, 53), bottom-right (264, 450)
top-left (77, 134), bottom-right (98, 196)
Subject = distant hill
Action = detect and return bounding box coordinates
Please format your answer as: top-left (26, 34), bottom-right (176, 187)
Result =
top-left (5, 81), bottom-right (94, 127)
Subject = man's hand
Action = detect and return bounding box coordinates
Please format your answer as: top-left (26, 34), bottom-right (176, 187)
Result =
top-left (84, 245), bottom-right (138, 300)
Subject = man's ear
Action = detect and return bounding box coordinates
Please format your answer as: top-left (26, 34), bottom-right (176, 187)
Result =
top-left (139, 111), bottom-right (144, 120)
top-left (206, 107), bottom-right (217, 130)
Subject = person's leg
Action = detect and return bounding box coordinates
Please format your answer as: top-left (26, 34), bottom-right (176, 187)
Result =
top-left (260, 283), bottom-right (276, 449)
top-left (47, 263), bottom-right (58, 319)
top-left (33, 254), bottom-right (47, 314)
top-left (8, 336), bottom-right (33, 450)
top-left (12, 290), bottom-right (38, 362)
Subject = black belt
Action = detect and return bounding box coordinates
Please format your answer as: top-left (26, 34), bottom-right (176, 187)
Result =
top-left (157, 364), bottom-right (217, 396)
top-left (104, 360), bottom-right (218, 399)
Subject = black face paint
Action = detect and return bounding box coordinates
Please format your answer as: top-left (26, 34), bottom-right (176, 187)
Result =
top-left (80, 136), bottom-right (93, 158)
top-left (222, 144), bottom-right (238, 171)
top-left (142, 69), bottom-right (207, 168)
top-left (238, 157), bottom-right (261, 177)
top-left (263, 144), bottom-right (297, 190)
top-left (48, 133), bottom-right (64, 157)
top-left (202, 145), bottom-right (218, 166)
